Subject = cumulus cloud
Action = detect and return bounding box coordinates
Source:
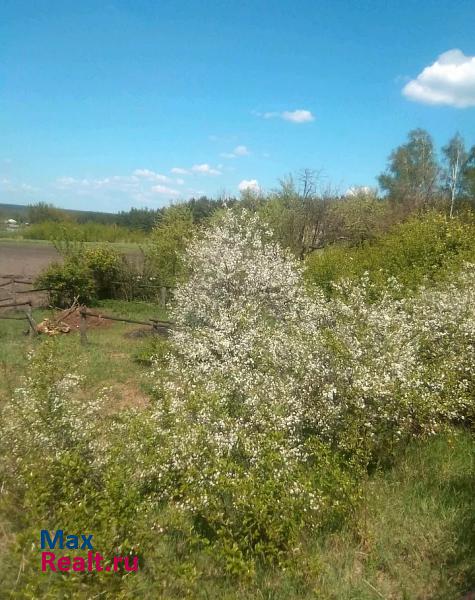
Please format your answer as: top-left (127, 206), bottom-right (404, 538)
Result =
top-left (345, 185), bottom-right (374, 197)
top-left (133, 168), bottom-right (172, 183)
top-left (402, 49), bottom-right (475, 108)
top-left (0, 178), bottom-right (38, 193)
top-left (55, 170), bottom-right (184, 202)
top-left (151, 184), bottom-right (180, 196)
top-left (257, 109), bottom-right (315, 123)
top-left (171, 167), bottom-right (189, 175)
top-left (56, 175), bottom-right (139, 191)
top-left (191, 163), bottom-right (221, 175)
top-left (220, 144), bottom-right (250, 159)
top-left (238, 179), bottom-right (260, 193)
top-left (234, 145), bottom-right (249, 156)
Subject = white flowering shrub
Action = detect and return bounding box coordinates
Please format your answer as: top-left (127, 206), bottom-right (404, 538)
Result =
top-left (0, 340), bottom-right (104, 528)
top-left (2, 209), bottom-right (474, 589)
top-left (145, 210), bottom-right (361, 567)
top-left (321, 268), bottom-right (475, 459)
top-left (143, 210), bottom-right (475, 569)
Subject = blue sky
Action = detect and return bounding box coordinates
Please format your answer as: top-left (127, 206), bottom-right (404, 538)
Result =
top-left (1, 0), bottom-right (474, 212)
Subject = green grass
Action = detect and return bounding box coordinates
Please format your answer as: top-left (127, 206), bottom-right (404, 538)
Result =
top-left (1, 300), bottom-right (474, 599)
top-left (0, 300), bottom-right (167, 409)
top-left (0, 237), bottom-right (144, 252)
top-left (149, 430), bottom-right (473, 600)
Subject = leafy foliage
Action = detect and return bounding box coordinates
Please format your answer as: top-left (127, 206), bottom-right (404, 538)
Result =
top-left (37, 245), bottom-right (125, 306)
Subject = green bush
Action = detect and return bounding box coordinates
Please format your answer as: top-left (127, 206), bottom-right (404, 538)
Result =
top-left (36, 245), bottom-right (125, 306)
top-left (37, 257), bottom-right (97, 306)
top-left (305, 212), bottom-right (475, 297)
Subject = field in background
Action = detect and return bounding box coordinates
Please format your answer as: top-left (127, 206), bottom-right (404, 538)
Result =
top-left (0, 238), bottom-right (143, 279)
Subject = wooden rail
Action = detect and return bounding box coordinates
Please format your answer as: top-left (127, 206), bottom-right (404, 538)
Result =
top-left (0, 300), bottom-right (37, 336)
top-left (79, 308), bottom-right (173, 345)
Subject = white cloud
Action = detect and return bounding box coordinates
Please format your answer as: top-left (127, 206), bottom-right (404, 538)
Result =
top-left (171, 167), bottom-right (189, 175)
top-left (0, 178), bottom-right (38, 192)
top-left (234, 145), bottom-right (249, 156)
top-left (56, 175), bottom-right (139, 191)
top-left (133, 168), bottom-right (172, 183)
top-left (281, 110), bottom-right (315, 123)
top-left (238, 179), bottom-right (260, 193)
top-left (151, 184), bottom-right (180, 196)
top-left (191, 163), bottom-right (221, 175)
top-left (402, 49), bottom-right (475, 108)
top-left (175, 178), bottom-right (185, 185)
top-left (258, 109), bottom-right (315, 123)
top-left (345, 185), bottom-right (374, 197)
top-left (220, 145), bottom-right (250, 159)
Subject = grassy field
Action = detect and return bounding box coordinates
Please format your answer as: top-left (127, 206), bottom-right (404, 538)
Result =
top-left (0, 237), bottom-right (144, 251)
top-left (0, 300), bottom-right (166, 408)
top-left (0, 299), bottom-right (474, 598)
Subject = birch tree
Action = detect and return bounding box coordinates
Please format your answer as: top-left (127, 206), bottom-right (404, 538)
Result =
top-left (442, 133), bottom-right (469, 217)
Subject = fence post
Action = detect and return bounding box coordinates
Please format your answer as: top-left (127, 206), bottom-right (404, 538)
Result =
top-left (25, 302), bottom-right (38, 337)
top-left (80, 308), bottom-right (88, 345)
top-left (160, 286), bottom-right (167, 308)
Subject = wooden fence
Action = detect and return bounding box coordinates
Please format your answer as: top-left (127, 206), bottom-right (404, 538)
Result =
top-left (78, 308), bottom-right (173, 345)
top-left (0, 275), bottom-right (175, 342)
top-left (0, 275), bottom-right (174, 307)
top-left (0, 300), bottom-right (38, 336)
top-left (0, 299), bottom-right (173, 342)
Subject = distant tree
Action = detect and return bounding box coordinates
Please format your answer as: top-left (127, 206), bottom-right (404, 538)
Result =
top-left (378, 129), bottom-right (439, 210)
top-left (28, 202), bottom-right (67, 223)
top-left (260, 170), bottom-right (331, 258)
top-left (442, 133), bottom-right (473, 217)
top-left (117, 207), bottom-right (162, 231)
top-left (465, 150), bottom-right (475, 201)
top-left (186, 196), bottom-right (237, 222)
top-left (326, 190), bottom-right (386, 246)
top-left (145, 205), bottom-right (195, 286)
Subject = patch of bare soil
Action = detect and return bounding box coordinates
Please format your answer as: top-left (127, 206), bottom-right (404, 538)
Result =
top-left (58, 307), bottom-right (115, 330)
top-left (107, 383), bottom-right (150, 412)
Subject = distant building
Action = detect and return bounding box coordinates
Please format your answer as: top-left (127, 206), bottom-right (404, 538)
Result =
top-left (4, 218), bottom-right (19, 230)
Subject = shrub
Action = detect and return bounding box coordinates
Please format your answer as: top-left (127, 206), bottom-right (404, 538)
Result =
top-left (37, 257), bottom-right (97, 306)
top-left (36, 245), bottom-right (125, 306)
top-left (144, 210), bottom-right (362, 570)
top-left (83, 246), bottom-right (124, 298)
top-left (144, 205), bottom-right (194, 287)
top-left (305, 212), bottom-right (475, 297)
top-left (0, 340), bottom-right (104, 531)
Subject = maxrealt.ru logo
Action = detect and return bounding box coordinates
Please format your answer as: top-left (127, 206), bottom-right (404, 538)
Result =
top-left (40, 530), bottom-right (139, 573)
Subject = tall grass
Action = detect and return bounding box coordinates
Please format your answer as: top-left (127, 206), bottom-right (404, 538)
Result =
top-left (19, 220), bottom-right (148, 243)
